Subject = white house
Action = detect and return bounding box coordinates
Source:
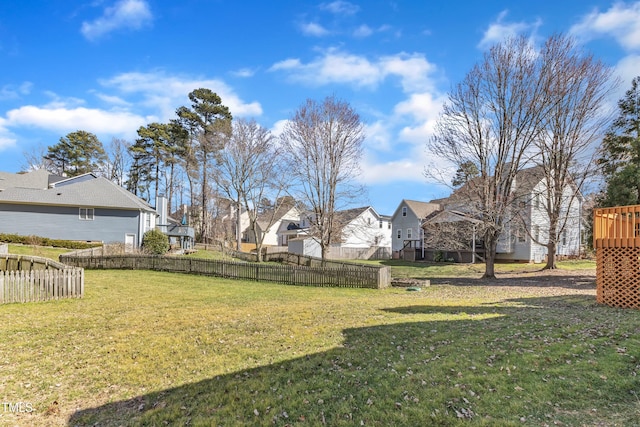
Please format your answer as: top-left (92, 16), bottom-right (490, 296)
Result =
top-left (281, 206), bottom-right (392, 259)
top-left (243, 201), bottom-right (302, 247)
top-left (420, 166), bottom-right (583, 263)
top-left (495, 166), bottom-right (583, 262)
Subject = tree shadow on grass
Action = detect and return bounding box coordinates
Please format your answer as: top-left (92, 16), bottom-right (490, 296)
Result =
top-left (427, 273), bottom-right (596, 290)
top-left (68, 295), bottom-right (636, 427)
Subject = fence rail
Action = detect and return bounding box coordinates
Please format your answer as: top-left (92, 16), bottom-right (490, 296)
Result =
top-left (60, 252), bottom-right (390, 289)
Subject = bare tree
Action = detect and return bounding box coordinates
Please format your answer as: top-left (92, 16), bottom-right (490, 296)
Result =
top-left (216, 118), bottom-right (283, 260)
top-left (280, 95), bottom-right (365, 259)
top-left (105, 138), bottom-right (131, 186)
top-left (428, 36), bottom-right (550, 278)
top-left (532, 34), bottom-right (615, 269)
top-left (21, 144), bottom-right (52, 172)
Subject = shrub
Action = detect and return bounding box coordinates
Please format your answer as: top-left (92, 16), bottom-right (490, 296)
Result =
top-left (0, 233), bottom-right (102, 249)
top-left (142, 229), bottom-right (169, 255)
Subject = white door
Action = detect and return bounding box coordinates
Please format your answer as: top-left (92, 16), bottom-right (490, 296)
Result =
top-left (125, 234), bottom-right (136, 253)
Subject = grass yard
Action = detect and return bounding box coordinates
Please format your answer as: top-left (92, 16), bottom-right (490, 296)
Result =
top-left (0, 252), bottom-right (638, 426)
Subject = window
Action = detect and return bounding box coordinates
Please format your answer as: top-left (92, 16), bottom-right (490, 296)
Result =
top-left (533, 225), bottom-right (540, 242)
top-left (518, 225), bottom-right (526, 243)
top-left (402, 207), bottom-right (407, 217)
top-left (388, 221), bottom-right (391, 229)
top-left (562, 230), bottom-right (567, 246)
top-left (407, 228), bottom-right (413, 239)
top-left (79, 208), bottom-right (94, 220)
top-left (397, 229), bottom-right (402, 239)
top-left (379, 220), bottom-right (383, 229)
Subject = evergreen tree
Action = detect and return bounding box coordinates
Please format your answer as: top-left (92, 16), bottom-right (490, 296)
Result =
top-left (45, 130), bottom-right (107, 177)
top-left (598, 76), bottom-right (640, 206)
top-left (176, 88), bottom-right (232, 242)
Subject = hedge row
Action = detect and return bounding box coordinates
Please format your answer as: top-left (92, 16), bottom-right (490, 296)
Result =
top-left (0, 234), bottom-right (102, 250)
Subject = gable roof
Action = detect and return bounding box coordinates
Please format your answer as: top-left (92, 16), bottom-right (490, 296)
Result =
top-left (0, 169), bottom-right (65, 189)
top-left (0, 170), bottom-right (154, 212)
top-left (334, 206), bottom-right (371, 227)
top-left (392, 199), bottom-right (441, 220)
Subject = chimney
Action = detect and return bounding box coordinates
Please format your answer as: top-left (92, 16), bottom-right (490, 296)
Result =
top-left (156, 195), bottom-right (168, 226)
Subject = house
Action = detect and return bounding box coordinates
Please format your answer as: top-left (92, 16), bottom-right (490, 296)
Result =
top-left (154, 196), bottom-right (195, 250)
top-left (421, 166), bottom-right (583, 263)
top-left (390, 199), bottom-right (441, 259)
top-left (243, 199), bottom-right (302, 247)
top-left (0, 170), bottom-right (157, 248)
top-left (495, 166), bottom-right (582, 262)
top-left (282, 206), bottom-right (392, 259)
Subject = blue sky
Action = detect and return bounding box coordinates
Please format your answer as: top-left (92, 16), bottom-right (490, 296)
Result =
top-left (0, 0), bottom-right (638, 215)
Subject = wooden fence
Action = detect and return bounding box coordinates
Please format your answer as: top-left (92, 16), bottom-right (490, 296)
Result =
top-left (60, 252), bottom-right (391, 289)
top-left (0, 254), bottom-right (84, 304)
top-left (593, 205), bottom-right (640, 308)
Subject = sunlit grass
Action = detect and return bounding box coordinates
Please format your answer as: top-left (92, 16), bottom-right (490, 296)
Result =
top-left (2, 249), bottom-right (637, 426)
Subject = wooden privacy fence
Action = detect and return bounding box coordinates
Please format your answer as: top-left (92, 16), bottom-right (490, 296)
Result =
top-left (593, 205), bottom-right (640, 308)
top-left (60, 253), bottom-right (391, 289)
top-left (0, 254), bottom-right (84, 304)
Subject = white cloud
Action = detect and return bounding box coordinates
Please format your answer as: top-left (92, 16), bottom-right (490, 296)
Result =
top-left (299, 22), bottom-right (330, 37)
top-left (394, 92), bottom-right (445, 143)
top-left (6, 105), bottom-right (149, 134)
top-left (91, 91), bottom-right (132, 107)
top-left (269, 48), bottom-right (438, 92)
top-left (478, 10), bottom-right (541, 49)
top-left (100, 71), bottom-right (263, 119)
top-left (358, 156), bottom-right (425, 184)
top-left (0, 82), bottom-right (32, 100)
top-left (353, 24), bottom-right (373, 38)
top-left (570, 2), bottom-right (640, 50)
top-left (231, 68), bottom-right (257, 78)
top-left (81, 0), bottom-right (153, 41)
top-left (269, 119), bottom-right (289, 138)
top-left (320, 1), bottom-right (360, 15)
top-left (0, 117), bottom-right (16, 150)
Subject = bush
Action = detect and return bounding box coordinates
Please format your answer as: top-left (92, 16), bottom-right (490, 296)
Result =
top-left (142, 229), bottom-right (169, 255)
top-left (0, 233), bottom-right (102, 249)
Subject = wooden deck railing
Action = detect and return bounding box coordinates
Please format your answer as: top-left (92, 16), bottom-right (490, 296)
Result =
top-left (593, 204), bottom-right (640, 248)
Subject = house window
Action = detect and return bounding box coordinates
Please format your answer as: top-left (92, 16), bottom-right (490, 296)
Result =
top-left (562, 230), bottom-right (567, 246)
top-left (388, 222), bottom-right (391, 229)
top-left (397, 229), bottom-right (402, 239)
top-left (379, 220), bottom-right (383, 229)
top-left (518, 225), bottom-right (526, 243)
top-left (368, 217), bottom-right (372, 225)
top-left (407, 228), bottom-right (413, 239)
top-left (533, 225), bottom-right (540, 242)
top-left (402, 207), bottom-right (407, 217)
top-left (79, 208), bottom-right (94, 220)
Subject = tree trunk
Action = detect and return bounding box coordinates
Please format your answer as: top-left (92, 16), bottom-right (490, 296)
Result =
top-left (482, 233), bottom-right (498, 279)
top-left (544, 241), bottom-right (558, 269)
top-left (236, 198), bottom-right (242, 251)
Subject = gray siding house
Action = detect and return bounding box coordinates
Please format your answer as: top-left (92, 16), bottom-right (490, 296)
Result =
top-left (0, 170), bottom-right (157, 247)
top-left (391, 200), bottom-right (441, 258)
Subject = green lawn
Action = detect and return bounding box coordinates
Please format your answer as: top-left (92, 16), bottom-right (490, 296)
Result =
top-left (1, 251), bottom-right (638, 426)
